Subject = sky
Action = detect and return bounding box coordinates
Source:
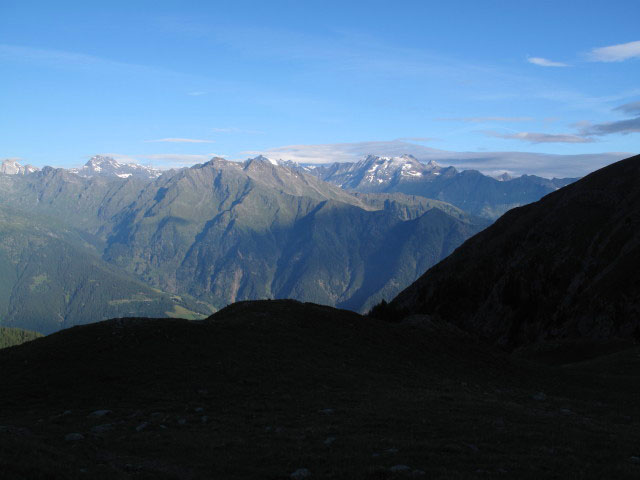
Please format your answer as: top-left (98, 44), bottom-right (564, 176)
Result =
top-left (1, 0), bottom-right (639, 177)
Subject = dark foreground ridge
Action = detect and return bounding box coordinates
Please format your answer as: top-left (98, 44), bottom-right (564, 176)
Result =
top-left (391, 154), bottom-right (640, 357)
top-left (2, 300), bottom-right (640, 478)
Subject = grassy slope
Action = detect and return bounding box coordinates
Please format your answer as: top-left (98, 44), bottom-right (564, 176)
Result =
top-left (0, 326), bottom-right (42, 349)
top-left (0, 300), bottom-right (639, 479)
top-left (0, 205), bottom-right (212, 333)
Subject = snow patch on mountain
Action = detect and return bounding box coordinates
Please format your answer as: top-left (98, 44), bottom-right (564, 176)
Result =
top-left (70, 156), bottom-right (161, 180)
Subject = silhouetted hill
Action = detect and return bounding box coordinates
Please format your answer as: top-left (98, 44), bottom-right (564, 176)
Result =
top-left (2, 300), bottom-right (640, 478)
top-left (391, 154), bottom-right (640, 354)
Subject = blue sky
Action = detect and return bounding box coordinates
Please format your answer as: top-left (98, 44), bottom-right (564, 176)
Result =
top-left (1, 0), bottom-right (639, 176)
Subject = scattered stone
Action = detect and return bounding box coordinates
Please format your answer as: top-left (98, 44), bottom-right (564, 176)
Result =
top-left (151, 412), bottom-right (162, 417)
top-left (62, 410), bottom-right (73, 416)
top-left (290, 468), bottom-right (311, 479)
top-left (630, 456), bottom-right (640, 465)
top-left (159, 425), bottom-right (167, 429)
top-left (532, 392), bottom-right (547, 401)
top-left (201, 416), bottom-right (209, 423)
top-left (91, 424), bottom-right (113, 434)
top-left (195, 407), bottom-right (205, 413)
top-left (466, 443), bottom-right (479, 452)
top-left (65, 433), bottom-right (84, 441)
top-left (177, 418), bottom-right (187, 426)
top-left (319, 408), bottom-right (335, 415)
top-left (135, 422), bottom-right (149, 432)
top-left (560, 409), bottom-right (574, 416)
top-left (389, 465), bottom-right (412, 473)
top-left (386, 448), bottom-right (399, 454)
top-left (324, 436), bottom-right (336, 446)
top-left (89, 410), bottom-right (112, 417)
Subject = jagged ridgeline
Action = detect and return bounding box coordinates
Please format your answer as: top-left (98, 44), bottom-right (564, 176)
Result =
top-left (0, 156), bottom-right (487, 333)
top-left (305, 154), bottom-right (577, 219)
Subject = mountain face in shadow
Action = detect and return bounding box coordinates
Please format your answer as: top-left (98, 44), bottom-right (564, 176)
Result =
top-left (308, 155), bottom-right (576, 219)
top-left (390, 154), bottom-right (640, 352)
top-left (3, 300), bottom-right (640, 478)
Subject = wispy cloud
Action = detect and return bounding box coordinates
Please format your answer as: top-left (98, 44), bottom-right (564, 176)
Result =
top-left (483, 131), bottom-right (593, 144)
top-left (0, 43), bottom-right (179, 78)
top-left (145, 138), bottom-right (215, 143)
top-left (588, 40), bottom-right (640, 62)
top-left (439, 116), bottom-right (534, 123)
top-left (614, 101), bottom-right (640, 116)
top-left (577, 101), bottom-right (640, 136)
top-left (527, 57), bottom-right (568, 67)
top-left (396, 137), bottom-right (438, 142)
top-left (144, 153), bottom-right (224, 164)
top-left (243, 139), bottom-right (629, 177)
top-left (580, 118), bottom-right (640, 136)
top-left (187, 91), bottom-right (207, 96)
top-left (212, 127), bottom-right (264, 134)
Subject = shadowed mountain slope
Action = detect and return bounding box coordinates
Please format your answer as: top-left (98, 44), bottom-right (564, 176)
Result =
top-left (2, 300), bottom-right (640, 478)
top-left (391, 154), bottom-right (640, 352)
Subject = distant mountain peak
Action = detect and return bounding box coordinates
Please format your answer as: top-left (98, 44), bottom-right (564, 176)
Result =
top-left (305, 154), bottom-right (576, 219)
top-left (1, 158), bottom-right (39, 175)
top-left (86, 155), bottom-right (121, 168)
top-left (247, 155), bottom-right (279, 166)
top-left (71, 155), bottom-right (161, 180)
top-left (424, 159), bottom-right (440, 169)
top-left (494, 172), bottom-right (514, 182)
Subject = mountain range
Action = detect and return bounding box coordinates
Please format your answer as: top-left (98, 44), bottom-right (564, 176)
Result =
top-left (0, 155), bottom-right (489, 332)
top-left (306, 154), bottom-right (577, 219)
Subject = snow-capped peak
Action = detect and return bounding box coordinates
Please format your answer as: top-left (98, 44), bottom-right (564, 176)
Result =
top-left (252, 155), bottom-right (279, 166)
top-left (1, 159), bottom-right (39, 176)
top-left (70, 155), bottom-right (161, 180)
